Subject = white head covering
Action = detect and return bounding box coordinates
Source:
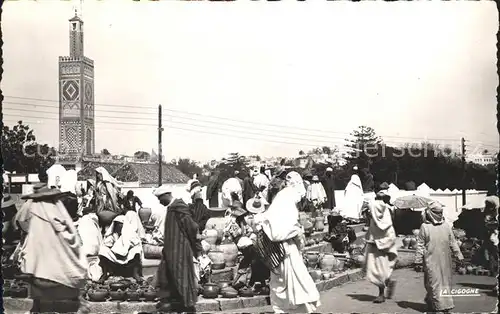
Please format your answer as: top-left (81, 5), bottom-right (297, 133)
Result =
top-left (326, 167), bottom-right (333, 172)
top-left (285, 171), bottom-right (306, 201)
top-left (95, 167), bottom-right (120, 187)
top-left (153, 184), bottom-right (173, 197)
top-left (47, 164), bottom-right (67, 188)
top-left (255, 171), bottom-right (304, 242)
top-left (60, 170), bottom-right (78, 194)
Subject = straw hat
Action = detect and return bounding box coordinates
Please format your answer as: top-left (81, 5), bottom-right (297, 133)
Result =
top-left (246, 197), bottom-right (266, 214)
top-left (21, 186), bottom-right (62, 200)
top-left (2, 194), bottom-right (18, 208)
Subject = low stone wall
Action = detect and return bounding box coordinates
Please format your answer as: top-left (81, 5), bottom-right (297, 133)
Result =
top-left (3, 269), bottom-right (365, 313)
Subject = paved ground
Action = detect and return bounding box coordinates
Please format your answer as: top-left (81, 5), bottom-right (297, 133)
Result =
top-left (221, 268), bottom-right (498, 313)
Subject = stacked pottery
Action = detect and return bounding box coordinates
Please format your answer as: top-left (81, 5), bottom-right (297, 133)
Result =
top-left (208, 250), bottom-right (225, 270)
top-left (218, 237), bottom-right (239, 267)
top-left (315, 216), bottom-right (325, 232)
top-left (319, 253), bottom-right (337, 272)
top-left (203, 225), bottom-right (219, 246)
top-left (305, 251), bottom-right (320, 269)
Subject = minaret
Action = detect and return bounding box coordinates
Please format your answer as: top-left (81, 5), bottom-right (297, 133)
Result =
top-left (58, 9), bottom-right (95, 160)
top-left (69, 9), bottom-right (84, 57)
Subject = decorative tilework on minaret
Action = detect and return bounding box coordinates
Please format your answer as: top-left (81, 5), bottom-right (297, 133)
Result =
top-left (59, 10), bottom-right (95, 158)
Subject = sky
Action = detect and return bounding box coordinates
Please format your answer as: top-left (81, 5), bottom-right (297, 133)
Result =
top-left (2, 0), bottom-right (499, 163)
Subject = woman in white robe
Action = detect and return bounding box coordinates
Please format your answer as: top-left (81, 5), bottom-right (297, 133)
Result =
top-left (340, 172), bottom-right (365, 220)
top-left (254, 171), bottom-right (321, 313)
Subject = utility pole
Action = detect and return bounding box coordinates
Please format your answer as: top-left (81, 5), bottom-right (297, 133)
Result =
top-left (158, 105), bottom-right (163, 187)
top-left (461, 137), bottom-right (466, 206)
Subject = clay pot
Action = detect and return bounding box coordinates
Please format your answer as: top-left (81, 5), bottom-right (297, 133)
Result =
top-left (299, 212), bottom-right (309, 227)
top-left (315, 216), bottom-right (325, 232)
top-left (212, 262), bottom-right (226, 270)
top-left (221, 287), bottom-right (238, 298)
top-left (466, 265), bottom-right (474, 274)
top-left (402, 237), bottom-right (411, 248)
top-left (202, 283), bottom-right (220, 299)
top-left (305, 252), bottom-right (320, 268)
top-left (322, 272), bottom-right (331, 280)
top-left (203, 225), bottom-right (219, 246)
top-left (412, 229), bottom-right (420, 237)
top-left (143, 289), bottom-right (157, 301)
top-left (109, 289), bottom-right (127, 301)
top-left (110, 282), bottom-right (128, 291)
top-left (127, 289), bottom-right (142, 302)
top-left (218, 281), bottom-right (232, 290)
top-left (88, 289), bottom-right (109, 302)
top-left (138, 207), bottom-right (152, 224)
top-left (319, 253), bottom-right (337, 272)
top-left (208, 250), bottom-right (225, 264)
top-left (205, 218), bottom-right (228, 242)
top-left (201, 240), bottom-right (212, 253)
top-left (239, 287), bottom-right (254, 297)
top-left (218, 239), bottom-right (239, 267)
top-left (355, 254), bottom-right (365, 265)
top-left (409, 238), bottom-right (418, 249)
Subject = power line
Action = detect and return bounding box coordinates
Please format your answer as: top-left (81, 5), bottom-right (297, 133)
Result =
top-left (2, 117), bottom-right (346, 149)
top-left (3, 100), bottom-right (467, 143)
top-left (3, 95), bottom-right (466, 142)
top-left (4, 109), bottom-right (460, 149)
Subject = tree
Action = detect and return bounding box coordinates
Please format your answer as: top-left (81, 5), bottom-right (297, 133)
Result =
top-left (175, 158), bottom-right (203, 179)
top-left (344, 125), bottom-right (382, 169)
top-left (2, 121), bottom-right (56, 173)
top-left (101, 148), bottom-right (111, 155)
top-left (134, 151), bottom-right (151, 160)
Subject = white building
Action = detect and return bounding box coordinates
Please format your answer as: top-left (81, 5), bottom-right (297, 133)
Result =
top-left (466, 153), bottom-right (497, 166)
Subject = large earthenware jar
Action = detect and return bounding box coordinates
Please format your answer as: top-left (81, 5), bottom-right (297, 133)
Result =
top-left (206, 217), bottom-right (228, 242)
top-left (314, 216), bottom-right (325, 232)
top-left (208, 250), bottom-right (225, 265)
top-left (203, 225), bottom-right (219, 246)
top-left (319, 253), bottom-right (337, 272)
top-left (299, 212), bottom-right (309, 227)
top-left (218, 237), bottom-right (239, 267)
top-left (305, 251), bottom-right (320, 268)
top-left (138, 207), bottom-right (152, 224)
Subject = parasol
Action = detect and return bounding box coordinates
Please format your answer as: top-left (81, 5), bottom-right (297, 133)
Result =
top-left (393, 195), bottom-right (440, 210)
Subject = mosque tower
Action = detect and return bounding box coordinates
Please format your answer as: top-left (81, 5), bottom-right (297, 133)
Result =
top-left (58, 9), bottom-right (95, 159)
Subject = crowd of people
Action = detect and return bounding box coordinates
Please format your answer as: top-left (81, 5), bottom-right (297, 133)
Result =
top-left (2, 163), bottom-right (498, 313)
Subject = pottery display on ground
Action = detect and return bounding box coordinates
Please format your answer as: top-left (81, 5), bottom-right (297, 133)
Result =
top-left (319, 253), bottom-right (337, 272)
top-left (315, 216), bottom-right (325, 232)
top-left (402, 237), bottom-right (411, 249)
top-left (88, 289), bottom-right (109, 302)
top-left (305, 251), bottom-right (320, 268)
top-left (127, 289), bottom-right (142, 302)
top-left (221, 287), bottom-right (238, 298)
top-left (239, 287), bottom-right (254, 297)
top-left (109, 289), bottom-right (127, 301)
top-left (409, 237), bottom-right (418, 249)
top-left (202, 283), bottom-right (220, 299)
top-left (217, 237), bottom-right (239, 267)
top-left (143, 289), bottom-right (157, 301)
